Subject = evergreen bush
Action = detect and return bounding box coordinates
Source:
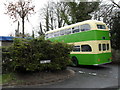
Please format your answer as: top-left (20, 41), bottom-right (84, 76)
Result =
top-left (2, 46), bottom-right (13, 73)
top-left (2, 37), bottom-right (73, 73)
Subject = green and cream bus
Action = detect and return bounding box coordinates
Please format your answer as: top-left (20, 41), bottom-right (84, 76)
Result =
top-left (45, 20), bottom-right (112, 66)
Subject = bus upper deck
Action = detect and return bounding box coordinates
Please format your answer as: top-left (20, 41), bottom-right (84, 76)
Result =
top-left (45, 20), bottom-right (110, 43)
top-left (45, 20), bottom-right (109, 39)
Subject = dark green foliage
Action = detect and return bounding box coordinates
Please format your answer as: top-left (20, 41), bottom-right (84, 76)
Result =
top-left (2, 37), bottom-right (73, 73)
top-left (110, 12), bottom-right (120, 50)
top-left (65, 1), bottom-right (100, 24)
top-left (2, 46), bottom-right (13, 73)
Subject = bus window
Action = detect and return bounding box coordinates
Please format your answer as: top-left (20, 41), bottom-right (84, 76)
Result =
top-left (81, 45), bottom-right (92, 52)
top-left (73, 46), bottom-right (80, 52)
top-left (102, 44), bottom-right (106, 51)
top-left (51, 33), bottom-right (54, 38)
top-left (48, 33), bottom-right (53, 38)
top-left (98, 44), bottom-right (102, 51)
top-left (81, 24), bottom-right (91, 31)
top-left (47, 33), bottom-right (51, 38)
top-left (54, 31), bottom-right (59, 37)
top-left (65, 28), bottom-right (71, 35)
top-left (97, 25), bottom-right (106, 29)
top-left (60, 30), bottom-right (65, 36)
top-left (45, 34), bottom-right (48, 38)
top-left (107, 44), bottom-right (109, 50)
top-left (72, 26), bottom-right (79, 33)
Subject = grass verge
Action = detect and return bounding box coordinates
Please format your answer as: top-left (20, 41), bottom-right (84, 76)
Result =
top-left (1, 73), bottom-right (24, 85)
top-left (2, 73), bottom-right (15, 84)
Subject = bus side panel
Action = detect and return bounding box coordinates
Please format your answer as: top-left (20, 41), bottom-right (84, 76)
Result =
top-left (70, 54), bottom-right (97, 65)
top-left (70, 53), bottom-right (112, 65)
top-left (96, 53), bottom-right (112, 65)
top-left (95, 30), bottom-right (110, 40)
top-left (48, 30), bottom-right (110, 43)
top-left (48, 31), bottom-right (96, 43)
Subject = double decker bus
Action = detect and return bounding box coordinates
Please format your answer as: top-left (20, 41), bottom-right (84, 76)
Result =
top-left (45, 20), bottom-right (112, 66)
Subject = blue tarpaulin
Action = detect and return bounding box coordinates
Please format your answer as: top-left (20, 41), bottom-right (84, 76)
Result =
top-left (0, 36), bottom-right (13, 41)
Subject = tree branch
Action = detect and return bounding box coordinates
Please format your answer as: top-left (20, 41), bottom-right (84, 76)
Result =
top-left (111, 0), bottom-right (120, 8)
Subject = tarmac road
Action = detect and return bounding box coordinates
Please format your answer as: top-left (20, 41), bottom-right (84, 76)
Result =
top-left (12, 62), bottom-right (119, 89)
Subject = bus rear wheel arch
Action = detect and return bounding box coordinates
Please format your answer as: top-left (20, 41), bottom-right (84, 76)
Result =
top-left (71, 56), bottom-right (78, 66)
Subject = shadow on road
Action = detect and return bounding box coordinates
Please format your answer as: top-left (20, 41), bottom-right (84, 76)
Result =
top-left (74, 64), bottom-right (111, 70)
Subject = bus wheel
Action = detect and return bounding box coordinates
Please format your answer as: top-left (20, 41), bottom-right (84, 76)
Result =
top-left (72, 56), bottom-right (78, 66)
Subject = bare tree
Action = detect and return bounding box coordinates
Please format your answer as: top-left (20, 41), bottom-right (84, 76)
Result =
top-left (54, 2), bottom-right (68, 28)
top-left (93, 4), bottom-right (114, 25)
top-left (111, 0), bottom-right (120, 8)
top-left (39, 1), bottom-right (68, 32)
top-left (5, 0), bottom-right (35, 38)
top-left (38, 22), bottom-right (45, 36)
top-left (92, 0), bottom-right (120, 29)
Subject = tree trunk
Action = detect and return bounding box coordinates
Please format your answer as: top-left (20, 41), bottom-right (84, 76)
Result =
top-left (22, 17), bottom-right (25, 38)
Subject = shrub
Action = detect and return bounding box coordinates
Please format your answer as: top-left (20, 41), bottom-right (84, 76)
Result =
top-left (2, 46), bottom-right (14, 73)
top-left (2, 37), bottom-right (73, 73)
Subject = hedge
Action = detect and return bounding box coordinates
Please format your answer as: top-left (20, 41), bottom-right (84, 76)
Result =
top-left (2, 37), bottom-right (73, 73)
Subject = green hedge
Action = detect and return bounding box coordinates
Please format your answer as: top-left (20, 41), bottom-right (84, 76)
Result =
top-left (2, 46), bottom-right (13, 73)
top-left (2, 37), bottom-right (73, 73)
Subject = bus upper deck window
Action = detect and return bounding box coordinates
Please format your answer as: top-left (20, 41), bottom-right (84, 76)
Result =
top-left (81, 24), bottom-right (91, 31)
top-left (97, 25), bottom-right (106, 29)
top-left (65, 28), bottom-right (71, 35)
top-left (60, 30), bottom-right (65, 36)
top-left (54, 31), bottom-right (59, 37)
top-left (72, 26), bottom-right (79, 33)
top-left (45, 34), bottom-right (48, 38)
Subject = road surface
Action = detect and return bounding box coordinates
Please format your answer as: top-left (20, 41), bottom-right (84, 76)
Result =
top-left (11, 63), bottom-right (119, 89)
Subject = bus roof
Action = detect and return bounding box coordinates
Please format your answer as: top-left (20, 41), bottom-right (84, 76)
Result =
top-left (45, 20), bottom-right (106, 34)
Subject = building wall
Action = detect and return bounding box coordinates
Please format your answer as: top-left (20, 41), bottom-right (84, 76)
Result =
top-left (2, 41), bottom-right (13, 47)
top-left (0, 41), bottom-right (1, 46)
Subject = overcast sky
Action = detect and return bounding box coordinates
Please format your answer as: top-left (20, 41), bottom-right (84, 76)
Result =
top-left (0, 0), bottom-right (119, 36)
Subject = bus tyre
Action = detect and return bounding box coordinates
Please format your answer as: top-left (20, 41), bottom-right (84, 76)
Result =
top-left (72, 56), bottom-right (78, 66)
